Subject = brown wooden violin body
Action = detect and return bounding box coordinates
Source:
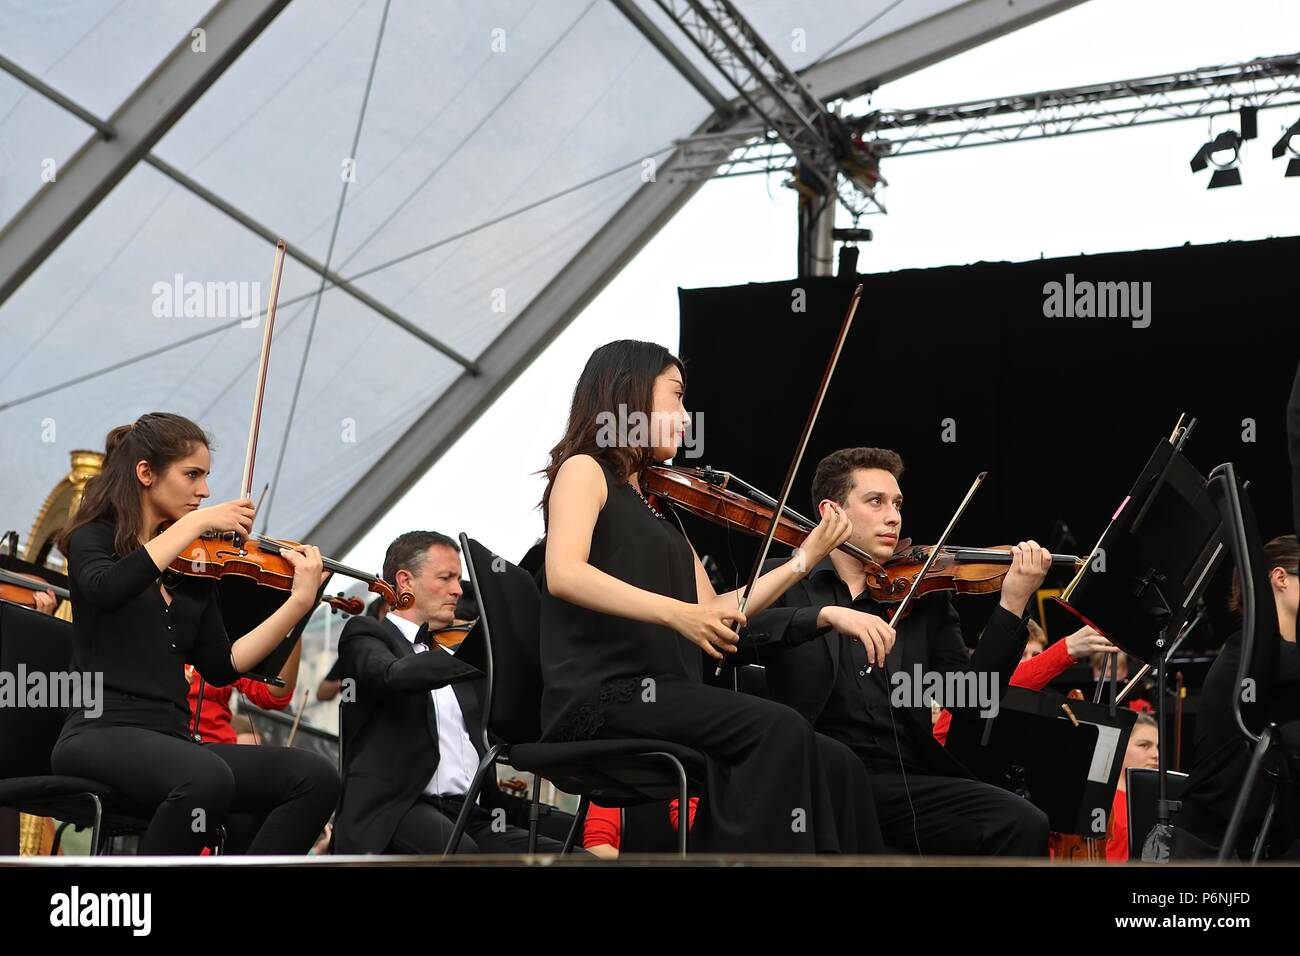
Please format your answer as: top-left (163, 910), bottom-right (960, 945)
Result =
top-left (0, 568), bottom-right (69, 609)
top-left (642, 465), bottom-right (1081, 613)
top-left (168, 531), bottom-right (413, 611)
top-left (865, 545), bottom-right (1084, 605)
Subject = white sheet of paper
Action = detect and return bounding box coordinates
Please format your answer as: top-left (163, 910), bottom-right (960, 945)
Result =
top-left (1084, 723), bottom-right (1122, 784)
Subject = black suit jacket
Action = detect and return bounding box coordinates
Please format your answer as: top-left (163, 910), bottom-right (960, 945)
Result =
top-left (744, 555), bottom-right (1028, 778)
top-left (333, 614), bottom-right (487, 854)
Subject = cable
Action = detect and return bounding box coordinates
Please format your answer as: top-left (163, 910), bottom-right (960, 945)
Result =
top-left (327, 0), bottom-right (600, 278)
top-left (879, 654), bottom-right (923, 854)
top-left (259, 0), bottom-right (392, 533)
top-left (0, 143), bottom-right (674, 415)
top-left (803, 0), bottom-right (909, 74)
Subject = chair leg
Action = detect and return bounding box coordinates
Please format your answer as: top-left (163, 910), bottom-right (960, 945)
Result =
top-left (528, 782), bottom-right (541, 855)
top-left (85, 794), bottom-right (104, 858)
top-left (562, 795), bottom-right (590, 855)
top-left (443, 745), bottom-right (502, 857)
top-left (1219, 726), bottom-right (1273, 863)
top-left (50, 821), bottom-right (72, 856)
top-left (644, 752), bottom-right (691, 857)
top-left (670, 757), bottom-right (689, 858)
top-left (1250, 786), bottom-right (1280, 863)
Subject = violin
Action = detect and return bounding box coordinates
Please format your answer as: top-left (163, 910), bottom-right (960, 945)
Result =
top-left (865, 544), bottom-right (1084, 605)
top-left (429, 620), bottom-right (475, 649)
top-left (323, 592), bottom-right (365, 616)
top-left (0, 567), bottom-right (69, 609)
top-left (169, 531), bottom-right (412, 611)
top-left (642, 465), bottom-right (885, 567)
top-left (643, 465), bottom-right (1082, 613)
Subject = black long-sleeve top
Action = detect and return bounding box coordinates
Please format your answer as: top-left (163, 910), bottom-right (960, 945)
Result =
top-left (62, 519), bottom-right (239, 739)
top-left (744, 554), bottom-right (1028, 777)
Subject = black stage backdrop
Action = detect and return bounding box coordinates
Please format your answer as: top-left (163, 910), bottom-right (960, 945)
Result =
top-left (677, 236), bottom-right (1299, 651)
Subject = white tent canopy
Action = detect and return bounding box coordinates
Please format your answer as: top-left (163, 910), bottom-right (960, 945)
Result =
top-left (0, 0), bottom-right (1082, 554)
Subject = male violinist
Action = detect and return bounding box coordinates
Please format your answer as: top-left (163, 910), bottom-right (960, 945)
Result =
top-left (334, 531), bottom-right (570, 854)
top-left (744, 447), bottom-right (1052, 856)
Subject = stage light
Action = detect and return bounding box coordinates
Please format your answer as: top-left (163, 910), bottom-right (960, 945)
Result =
top-left (1271, 118), bottom-right (1300, 177)
top-left (1189, 130), bottom-right (1243, 188)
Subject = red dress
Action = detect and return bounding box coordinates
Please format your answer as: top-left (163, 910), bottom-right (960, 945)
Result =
top-left (185, 664), bottom-right (291, 745)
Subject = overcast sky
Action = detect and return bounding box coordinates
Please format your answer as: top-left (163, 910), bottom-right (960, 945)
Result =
top-left (341, 0), bottom-right (1300, 579)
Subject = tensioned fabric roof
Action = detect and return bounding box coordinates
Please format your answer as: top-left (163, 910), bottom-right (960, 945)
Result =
top-left (0, 0), bottom-right (1083, 555)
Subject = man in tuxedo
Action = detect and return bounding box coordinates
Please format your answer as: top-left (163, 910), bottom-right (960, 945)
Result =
top-left (745, 447), bottom-right (1052, 857)
top-left (334, 530), bottom-right (566, 854)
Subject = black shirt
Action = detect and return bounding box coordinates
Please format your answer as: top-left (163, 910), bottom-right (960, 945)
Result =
top-left (747, 554), bottom-right (1027, 776)
top-left (1176, 630), bottom-right (1300, 849)
top-left (62, 519), bottom-right (239, 738)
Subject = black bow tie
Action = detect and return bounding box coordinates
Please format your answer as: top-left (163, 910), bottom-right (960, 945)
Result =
top-left (414, 623), bottom-right (433, 648)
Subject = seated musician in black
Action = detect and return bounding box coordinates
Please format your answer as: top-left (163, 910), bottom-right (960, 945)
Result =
top-left (50, 413), bottom-right (339, 854)
top-left (745, 447), bottom-right (1051, 856)
top-left (334, 531), bottom-right (571, 854)
top-left (1172, 534), bottom-right (1300, 859)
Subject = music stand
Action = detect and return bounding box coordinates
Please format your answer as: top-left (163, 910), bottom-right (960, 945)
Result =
top-left (948, 687), bottom-right (1136, 837)
top-left (1056, 420), bottom-right (1226, 833)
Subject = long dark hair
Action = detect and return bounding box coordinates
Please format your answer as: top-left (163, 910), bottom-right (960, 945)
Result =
top-left (58, 412), bottom-right (212, 557)
top-left (540, 340), bottom-right (684, 523)
top-left (1229, 534), bottom-right (1300, 613)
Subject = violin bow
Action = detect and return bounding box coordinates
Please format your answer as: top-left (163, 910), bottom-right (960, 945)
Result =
top-left (717, 283), bottom-right (863, 676)
top-left (866, 471), bottom-right (986, 674)
top-left (239, 240), bottom-right (288, 508)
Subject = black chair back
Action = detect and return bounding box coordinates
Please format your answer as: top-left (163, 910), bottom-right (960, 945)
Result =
top-left (459, 536), bottom-right (544, 746)
top-left (0, 602), bottom-right (74, 778)
top-left (1210, 466), bottom-right (1278, 737)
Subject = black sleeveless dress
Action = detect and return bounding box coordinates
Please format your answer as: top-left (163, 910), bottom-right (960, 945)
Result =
top-left (538, 457), bottom-right (882, 854)
top-left (539, 459), bottom-right (698, 741)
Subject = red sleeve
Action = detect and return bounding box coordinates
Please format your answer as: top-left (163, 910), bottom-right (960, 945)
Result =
top-left (935, 640), bottom-right (1077, 747)
top-left (584, 803), bottom-right (621, 850)
top-left (1010, 638), bottom-right (1076, 691)
top-left (238, 676), bottom-right (292, 711)
top-left (1107, 789), bottom-right (1129, 862)
top-left (932, 710), bottom-right (952, 746)
top-left (668, 797), bottom-right (699, 832)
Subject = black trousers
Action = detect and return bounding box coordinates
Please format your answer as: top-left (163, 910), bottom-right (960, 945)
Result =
top-left (595, 676), bottom-right (882, 854)
top-left (51, 726), bottom-right (339, 855)
top-left (386, 794), bottom-right (569, 854)
top-left (865, 761), bottom-right (1049, 857)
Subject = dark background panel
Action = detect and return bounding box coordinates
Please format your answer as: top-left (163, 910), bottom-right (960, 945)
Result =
top-left (677, 236), bottom-right (1299, 649)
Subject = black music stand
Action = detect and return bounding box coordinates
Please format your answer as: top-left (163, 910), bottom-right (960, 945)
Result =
top-left (1055, 423), bottom-right (1226, 841)
top-left (948, 687), bottom-right (1136, 837)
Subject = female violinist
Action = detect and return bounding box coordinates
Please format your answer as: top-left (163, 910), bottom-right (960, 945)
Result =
top-left (540, 340), bottom-right (882, 853)
top-left (51, 413), bottom-right (339, 855)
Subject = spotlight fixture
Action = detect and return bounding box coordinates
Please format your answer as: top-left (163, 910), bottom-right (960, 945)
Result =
top-left (1272, 118), bottom-right (1300, 177)
top-left (1189, 130), bottom-right (1243, 188)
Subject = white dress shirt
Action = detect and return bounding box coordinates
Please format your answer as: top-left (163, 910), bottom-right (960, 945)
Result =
top-left (386, 612), bottom-right (477, 799)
